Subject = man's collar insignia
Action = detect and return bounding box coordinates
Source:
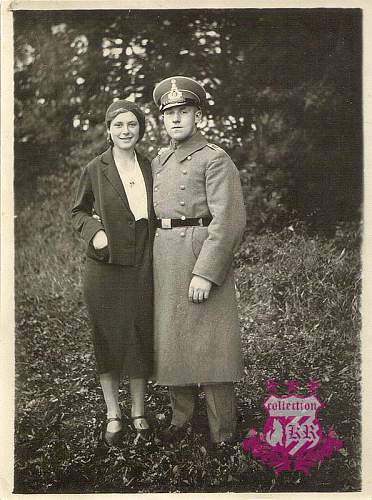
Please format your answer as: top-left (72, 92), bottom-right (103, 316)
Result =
top-left (157, 147), bottom-right (169, 156)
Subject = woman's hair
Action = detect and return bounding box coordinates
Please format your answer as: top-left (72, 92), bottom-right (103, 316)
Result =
top-left (105, 99), bottom-right (146, 144)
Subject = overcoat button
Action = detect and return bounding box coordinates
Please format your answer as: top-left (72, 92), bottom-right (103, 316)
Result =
top-left (180, 232), bottom-right (186, 237)
top-left (182, 170), bottom-right (187, 175)
top-left (154, 187), bottom-right (158, 192)
top-left (154, 202), bottom-right (158, 206)
top-left (180, 201), bottom-right (185, 206)
top-left (181, 215), bottom-right (186, 220)
top-left (180, 185), bottom-right (185, 190)
top-left (187, 156), bottom-right (192, 160)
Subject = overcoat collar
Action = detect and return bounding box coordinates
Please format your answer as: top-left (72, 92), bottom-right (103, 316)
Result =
top-left (100, 147), bottom-right (152, 216)
top-left (174, 131), bottom-right (208, 162)
top-left (158, 131), bottom-right (208, 165)
top-left (158, 148), bottom-right (174, 166)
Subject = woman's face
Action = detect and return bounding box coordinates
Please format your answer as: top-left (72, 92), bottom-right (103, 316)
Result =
top-left (109, 111), bottom-right (140, 151)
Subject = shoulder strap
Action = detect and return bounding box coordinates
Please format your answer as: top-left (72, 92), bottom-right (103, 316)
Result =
top-left (207, 143), bottom-right (224, 152)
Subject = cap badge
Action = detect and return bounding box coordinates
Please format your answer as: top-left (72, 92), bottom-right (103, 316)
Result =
top-left (168, 79), bottom-right (183, 103)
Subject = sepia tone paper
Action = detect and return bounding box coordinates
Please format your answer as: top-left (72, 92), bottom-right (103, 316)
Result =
top-left (1, 0), bottom-right (371, 498)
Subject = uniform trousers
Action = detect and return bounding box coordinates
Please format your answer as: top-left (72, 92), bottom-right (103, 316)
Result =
top-left (169, 383), bottom-right (237, 443)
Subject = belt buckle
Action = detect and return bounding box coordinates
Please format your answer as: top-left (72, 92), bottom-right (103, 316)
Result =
top-left (198, 218), bottom-right (204, 226)
top-left (161, 218), bottom-right (172, 229)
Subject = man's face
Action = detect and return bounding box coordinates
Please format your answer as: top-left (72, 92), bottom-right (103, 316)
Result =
top-left (162, 105), bottom-right (201, 142)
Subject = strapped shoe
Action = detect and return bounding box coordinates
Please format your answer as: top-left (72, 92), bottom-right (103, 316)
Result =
top-left (102, 417), bottom-right (123, 447)
top-left (132, 416), bottom-right (150, 441)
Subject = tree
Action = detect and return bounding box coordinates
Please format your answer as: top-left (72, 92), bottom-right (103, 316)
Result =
top-left (14, 9), bottom-right (362, 229)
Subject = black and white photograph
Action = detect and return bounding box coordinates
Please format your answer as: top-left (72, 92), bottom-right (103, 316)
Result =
top-left (1, 1), bottom-right (370, 496)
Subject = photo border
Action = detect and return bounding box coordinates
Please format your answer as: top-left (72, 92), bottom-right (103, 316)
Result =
top-left (1, 1), bottom-right (371, 498)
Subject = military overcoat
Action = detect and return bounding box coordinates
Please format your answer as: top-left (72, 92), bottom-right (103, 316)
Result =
top-left (152, 131), bottom-right (246, 385)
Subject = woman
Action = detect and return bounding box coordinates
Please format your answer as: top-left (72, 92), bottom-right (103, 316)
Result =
top-left (71, 100), bottom-right (154, 447)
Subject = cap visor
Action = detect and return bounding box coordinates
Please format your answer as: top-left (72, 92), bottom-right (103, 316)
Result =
top-left (161, 101), bottom-right (199, 111)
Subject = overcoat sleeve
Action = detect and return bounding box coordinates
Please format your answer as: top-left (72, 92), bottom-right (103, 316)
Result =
top-left (71, 164), bottom-right (104, 244)
top-left (192, 152), bottom-right (246, 286)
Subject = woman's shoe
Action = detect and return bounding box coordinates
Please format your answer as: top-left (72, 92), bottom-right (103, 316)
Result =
top-left (132, 416), bottom-right (150, 441)
top-left (102, 417), bottom-right (123, 447)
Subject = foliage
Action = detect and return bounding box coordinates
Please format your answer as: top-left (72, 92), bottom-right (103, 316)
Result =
top-left (14, 9), bottom-right (362, 227)
top-left (14, 168), bottom-right (361, 493)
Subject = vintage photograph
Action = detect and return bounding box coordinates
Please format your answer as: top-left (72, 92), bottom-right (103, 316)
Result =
top-left (11, 5), bottom-right (362, 494)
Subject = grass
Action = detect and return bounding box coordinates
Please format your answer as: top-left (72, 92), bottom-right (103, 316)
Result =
top-left (14, 167), bottom-right (361, 493)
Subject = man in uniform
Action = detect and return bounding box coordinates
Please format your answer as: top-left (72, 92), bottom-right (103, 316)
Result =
top-left (152, 76), bottom-right (246, 448)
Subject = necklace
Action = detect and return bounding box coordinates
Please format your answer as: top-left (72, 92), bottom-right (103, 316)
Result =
top-left (114, 150), bottom-right (138, 188)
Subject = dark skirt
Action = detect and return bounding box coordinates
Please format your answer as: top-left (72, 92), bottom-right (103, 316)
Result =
top-left (83, 219), bottom-right (153, 377)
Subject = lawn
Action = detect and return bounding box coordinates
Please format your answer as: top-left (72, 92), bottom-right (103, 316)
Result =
top-left (14, 168), bottom-right (361, 493)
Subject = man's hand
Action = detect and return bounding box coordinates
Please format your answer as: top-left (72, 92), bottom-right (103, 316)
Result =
top-left (188, 276), bottom-right (212, 303)
top-left (92, 230), bottom-right (108, 250)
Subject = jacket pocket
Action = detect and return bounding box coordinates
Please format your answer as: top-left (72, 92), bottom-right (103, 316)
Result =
top-left (191, 227), bottom-right (208, 259)
top-left (86, 241), bottom-right (109, 263)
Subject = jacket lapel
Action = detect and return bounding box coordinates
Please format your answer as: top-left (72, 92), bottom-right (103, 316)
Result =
top-left (136, 152), bottom-right (153, 218)
top-left (100, 148), bottom-right (130, 211)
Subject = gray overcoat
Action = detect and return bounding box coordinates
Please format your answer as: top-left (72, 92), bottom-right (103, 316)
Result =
top-left (152, 131), bottom-right (246, 385)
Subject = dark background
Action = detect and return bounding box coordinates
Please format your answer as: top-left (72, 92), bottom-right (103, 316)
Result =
top-left (14, 8), bottom-right (362, 232)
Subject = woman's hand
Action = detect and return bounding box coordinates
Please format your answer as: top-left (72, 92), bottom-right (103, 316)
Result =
top-left (188, 276), bottom-right (212, 303)
top-left (92, 230), bottom-right (108, 250)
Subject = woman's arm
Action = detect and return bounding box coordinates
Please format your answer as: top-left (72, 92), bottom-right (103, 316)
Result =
top-left (71, 165), bottom-right (105, 245)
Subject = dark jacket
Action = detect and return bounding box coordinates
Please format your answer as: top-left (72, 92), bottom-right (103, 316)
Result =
top-left (71, 147), bottom-right (154, 265)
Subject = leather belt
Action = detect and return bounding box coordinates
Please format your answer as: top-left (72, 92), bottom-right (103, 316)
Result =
top-left (155, 217), bottom-right (212, 229)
